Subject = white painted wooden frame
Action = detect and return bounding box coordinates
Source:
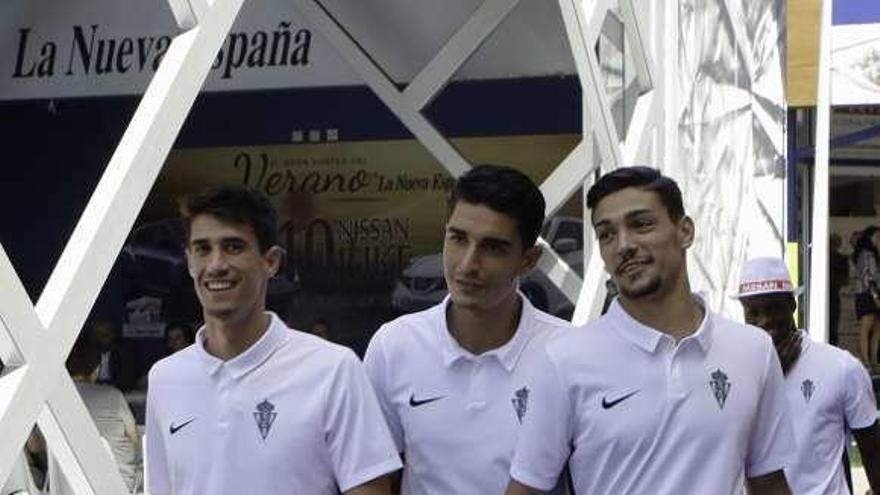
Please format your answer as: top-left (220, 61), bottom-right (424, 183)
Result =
top-left (808, 0), bottom-right (832, 343)
top-left (0, 0), bottom-right (662, 491)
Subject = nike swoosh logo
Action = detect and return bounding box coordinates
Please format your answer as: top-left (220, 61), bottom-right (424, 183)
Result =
top-left (409, 394), bottom-right (444, 407)
top-left (601, 390), bottom-right (640, 409)
top-left (169, 417), bottom-right (196, 435)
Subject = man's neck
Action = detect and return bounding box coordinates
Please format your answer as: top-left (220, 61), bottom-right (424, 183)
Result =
top-left (203, 310), bottom-right (271, 361)
top-left (618, 284), bottom-right (704, 341)
top-left (447, 294), bottom-right (522, 355)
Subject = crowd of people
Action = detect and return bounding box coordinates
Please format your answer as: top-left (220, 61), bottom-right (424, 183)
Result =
top-left (4, 164), bottom-right (880, 494)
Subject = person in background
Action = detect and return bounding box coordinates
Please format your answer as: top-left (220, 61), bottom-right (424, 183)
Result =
top-left (87, 316), bottom-right (138, 392)
top-left (309, 318), bottom-right (332, 341)
top-left (65, 341), bottom-right (140, 493)
top-left (737, 257), bottom-right (880, 495)
top-left (166, 322), bottom-right (195, 354)
top-left (853, 226), bottom-right (880, 370)
top-left (830, 233), bottom-right (850, 346)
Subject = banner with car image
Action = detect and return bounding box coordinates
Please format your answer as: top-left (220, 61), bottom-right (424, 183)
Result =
top-left (135, 134), bottom-right (581, 349)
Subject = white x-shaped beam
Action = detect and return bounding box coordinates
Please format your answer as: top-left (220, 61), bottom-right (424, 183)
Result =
top-left (0, 0), bottom-right (249, 491)
top-left (553, 0), bottom-right (659, 324)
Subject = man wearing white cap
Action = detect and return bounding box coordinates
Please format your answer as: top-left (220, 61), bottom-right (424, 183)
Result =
top-left (738, 257), bottom-right (880, 494)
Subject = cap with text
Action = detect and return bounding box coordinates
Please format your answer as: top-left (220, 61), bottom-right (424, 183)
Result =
top-left (737, 257), bottom-right (802, 298)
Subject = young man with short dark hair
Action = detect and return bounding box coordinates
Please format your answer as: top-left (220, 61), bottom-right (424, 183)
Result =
top-left (145, 186), bottom-right (400, 495)
top-left (364, 165), bottom-right (570, 494)
top-left (507, 166), bottom-right (794, 495)
top-left (738, 257), bottom-right (880, 495)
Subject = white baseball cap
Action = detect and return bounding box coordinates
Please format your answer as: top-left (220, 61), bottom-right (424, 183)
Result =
top-left (736, 257), bottom-right (803, 298)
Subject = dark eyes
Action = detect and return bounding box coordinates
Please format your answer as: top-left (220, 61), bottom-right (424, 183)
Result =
top-left (223, 241), bottom-right (245, 254)
top-left (190, 241), bottom-right (246, 255)
top-left (595, 218), bottom-right (654, 243)
top-left (447, 232), bottom-right (466, 243)
top-left (485, 243), bottom-right (507, 254)
top-left (191, 243), bottom-right (210, 256)
top-left (632, 218), bottom-right (654, 229)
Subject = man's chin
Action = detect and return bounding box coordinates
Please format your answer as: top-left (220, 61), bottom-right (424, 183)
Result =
top-left (618, 278), bottom-right (663, 300)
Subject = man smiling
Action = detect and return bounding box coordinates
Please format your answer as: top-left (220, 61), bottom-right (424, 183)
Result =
top-left (145, 186), bottom-right (400, 495)
top-left (738, 257), bottom-right (880, 495)
top-left (364, 165), bottom-right (570, 494)
top-left (506, 166), bottom-right (795, 495)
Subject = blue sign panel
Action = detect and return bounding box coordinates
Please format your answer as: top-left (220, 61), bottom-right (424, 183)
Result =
top-left (833, 0), bottom-right (880, 25)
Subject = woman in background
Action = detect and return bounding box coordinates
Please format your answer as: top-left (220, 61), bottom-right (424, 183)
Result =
top-left (853, 226), bottom-right (880, 370)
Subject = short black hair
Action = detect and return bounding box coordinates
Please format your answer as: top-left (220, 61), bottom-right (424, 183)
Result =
top-left (853, 225), bottom-right (880, 263)
top-left (586, 166), bottom-right (685, 221)
top-left (449, 164), bottom-right (545, 247)
top-left (66, 341), bottom-right (102, 377)
top-left (182, 186), bottom-right (278, 252)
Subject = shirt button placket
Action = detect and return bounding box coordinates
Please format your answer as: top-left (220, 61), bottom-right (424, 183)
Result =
top-left (467, 359), bottom-right (488, 410)
top-left (217, 368), bottom-right (232, 429)
top-left (668, 342), bottom-right (688, 399)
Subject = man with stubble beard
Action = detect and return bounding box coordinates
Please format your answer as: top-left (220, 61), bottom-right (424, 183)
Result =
top-left (505, 166), bottom-right (795, 495)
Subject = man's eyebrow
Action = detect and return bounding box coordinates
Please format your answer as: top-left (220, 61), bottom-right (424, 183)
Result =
top-left (446, 226), bottom-right (467, 235)
top-left (188, 236), bottom-right (247, 245)
top-left (593, 208), bottom-right (655, 227)
top-left (480, 236), bottom-right (513, 248)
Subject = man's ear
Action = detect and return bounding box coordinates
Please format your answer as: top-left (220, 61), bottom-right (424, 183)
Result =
top-left (264, 246), bottom-right (284, 277)
top-left (520, 244), bottom-right (543, 275)
top-left (184, 247), bottom-right (195, 278)
top-left (678, 215), bottom-right (695, 249)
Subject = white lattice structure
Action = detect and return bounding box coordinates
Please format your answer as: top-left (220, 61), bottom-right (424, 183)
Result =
top-left (0, 0), bottom-right (784, 492)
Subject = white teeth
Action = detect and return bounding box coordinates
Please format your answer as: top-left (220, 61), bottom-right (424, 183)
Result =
top-left (205, 280), bottom-right (234, 291)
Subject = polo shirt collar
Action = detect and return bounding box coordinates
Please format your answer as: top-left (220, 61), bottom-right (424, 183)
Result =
top-left (608, 293), bottom-right (712, 353)
top-left (195, 312), bottom-right (290, 379)
top-left (438, 293), bottom-right (539, 372)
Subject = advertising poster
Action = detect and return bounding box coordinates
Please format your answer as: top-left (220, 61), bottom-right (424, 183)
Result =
top-left (129, 134), bottom-right (580, 353)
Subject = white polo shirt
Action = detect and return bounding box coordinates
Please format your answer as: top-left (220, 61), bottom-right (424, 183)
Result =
top-left (783, 333), bottom-right (877, 494)
top-left (510, 296), bottom-right (795, 495)
top-left (145, 313), bottom-right (401, 495)
top-left (363, 295), bottom-right (569, 495)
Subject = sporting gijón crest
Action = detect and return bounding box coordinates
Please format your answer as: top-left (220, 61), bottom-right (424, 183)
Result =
top-left (801, 379), bottom-right (815, 403)
top-left (253, 399), bottom-right (278, 440)
top-left (709, 369), bottom-right (731, 410)
top-left (511, 386), bottom-right (529, 423)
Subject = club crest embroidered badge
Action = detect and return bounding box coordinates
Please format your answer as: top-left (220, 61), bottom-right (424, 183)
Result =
top-left (801, 379), bottom-right (815, 403)
top-left (253, 399), bottom-right (278, 440)
top-left (511, 386), bottom-right (529, 423)
top-left (709, 369), bottom-right (731, 409)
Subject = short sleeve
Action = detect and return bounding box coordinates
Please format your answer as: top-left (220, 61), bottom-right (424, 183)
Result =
top-left (324, 350), bottom-right (403, 492)
top-left (145, 369), bottom-right (171, 495)
top-left (363, 328), bottom-right (405, 452)
top-left (509, 346), bottom-right (573, 491)
top-left (746, 344), bottom-right (795, 478)
top-left (843, 353), bottom-right (878, 430)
